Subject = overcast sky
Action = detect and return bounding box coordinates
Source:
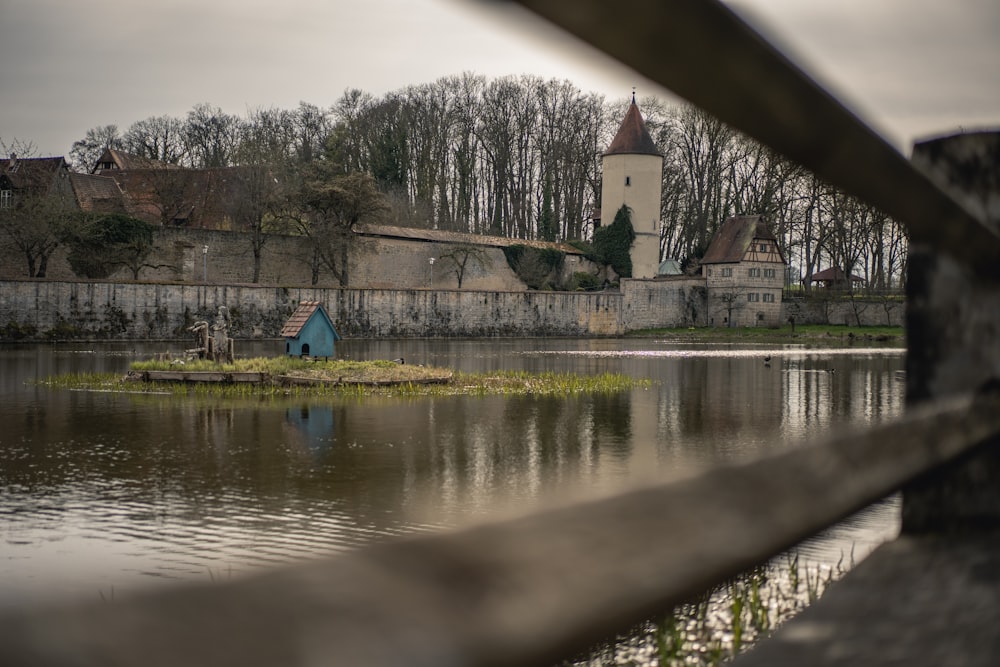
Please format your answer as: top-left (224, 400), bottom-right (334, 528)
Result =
top-left (2, 0), bottom-right (997, 158)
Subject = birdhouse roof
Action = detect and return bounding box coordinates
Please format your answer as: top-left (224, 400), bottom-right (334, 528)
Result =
top-left (280, 301), bottom-right (336, 338)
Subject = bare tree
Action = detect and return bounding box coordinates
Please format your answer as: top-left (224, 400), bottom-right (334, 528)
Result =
top-left (438, 243), bottom-right (493, 288)
top-left (0, 137), bottom-right (37, 159)
top-left (444, 73), bottom-right (485, 233)
top-left (70, 125), bottom-right (121, 172)
top-left (185, 104), bottom-right (240, 168)
top-left (297, 162), bottom-right (389, 287)
top-left (476, 76), bottom-right (540, 238)
top-left (228, 113), bottom-right (296, 283)
top-left (535, 79), bottom-right (603, 241)
top-left (402, 81), bottom-right (454, 229)
top-left (713, 290), bottom-right (744, 328)
top-left (289, 102), bottom-right (331, 164)
top-left (122, 116), bottom-right (188, 165)
top-left (665, 104), bottom-right (738, 260)
top-left (821, 189), bottom-right (869, 294)
top-left (0, 191), bottom-right (72, 277)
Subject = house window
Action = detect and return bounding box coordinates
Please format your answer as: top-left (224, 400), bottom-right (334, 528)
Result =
top-left (763, 293), bottom-right (775, 303)
top-left (0, 190), bottom-right (10, 209)
top-left (707, 268), bottom-right (712, 277)
top-left (625, 176), bottom-right (631, 186)
top-left (759, 243), bottom-right (768, 252)
top-left (747, 293), bottom-right (760, 302)
top-left (764, 268), bottom-right (776, 278)
top-left (720, 267), bottom-right (732, 277)
top-left (748, 267), bottom-right (761, 278)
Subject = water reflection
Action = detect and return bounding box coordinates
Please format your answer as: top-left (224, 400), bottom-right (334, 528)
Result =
top-left (0, 339), bottom-right (904, 608)
top-left (284, 405), bottom-right (335, 456)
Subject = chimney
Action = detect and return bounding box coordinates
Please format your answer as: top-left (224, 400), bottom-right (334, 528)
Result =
top-left (8, 153), bottom-right (16, 169)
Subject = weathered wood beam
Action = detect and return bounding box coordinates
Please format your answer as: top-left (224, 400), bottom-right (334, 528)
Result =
top-left (506, 0), bottom-right (1000, 280)
top-left (904, 131), bottom-right (1000, 532)
top-left (733, 532), bottom-right (1000, 667)
top-left (737, 131), bottom-right (1000, 666)
top-left (2, 393), bottom-right (998, 667)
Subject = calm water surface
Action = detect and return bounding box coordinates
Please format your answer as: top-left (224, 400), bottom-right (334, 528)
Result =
top-left (0, 338), bottom-right (905, 610)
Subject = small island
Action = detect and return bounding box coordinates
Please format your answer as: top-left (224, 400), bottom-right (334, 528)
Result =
top-left (127, 356), bottom-right (455, 387)
top-left (44, 356), bottom-right (647, 399)
top-left (40, 301), bottom-right (648, 399)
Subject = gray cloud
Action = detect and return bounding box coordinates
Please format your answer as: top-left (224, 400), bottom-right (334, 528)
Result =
top-left (1, 0), bottom-right (996, 156)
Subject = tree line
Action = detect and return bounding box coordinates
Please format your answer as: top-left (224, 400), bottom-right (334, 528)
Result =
top-left (5, 72), bottom-right (907, 290)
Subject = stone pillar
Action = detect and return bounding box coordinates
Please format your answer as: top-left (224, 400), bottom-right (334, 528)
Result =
top-left (902, 131), bottom-right (1000, 532)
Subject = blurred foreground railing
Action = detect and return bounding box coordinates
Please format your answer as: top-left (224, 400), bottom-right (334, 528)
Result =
top-left (2, 392), bottom-right (999, 667)
top-left (2, 1), bottom-right (999, 665)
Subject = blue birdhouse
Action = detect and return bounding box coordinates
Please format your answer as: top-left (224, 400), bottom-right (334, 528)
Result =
top-left (280, 301), bottom-right (340, 358)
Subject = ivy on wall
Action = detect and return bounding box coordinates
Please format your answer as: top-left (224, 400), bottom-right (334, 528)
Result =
top-left (592, 205), bottom-right (635, 278)
top-left (502, 244), bottom-right (566, 290)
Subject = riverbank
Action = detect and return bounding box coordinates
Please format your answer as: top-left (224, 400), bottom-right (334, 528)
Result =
top-left (628, 324), bottom-right (905, 346)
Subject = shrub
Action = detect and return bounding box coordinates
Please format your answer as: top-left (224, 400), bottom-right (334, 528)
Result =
top-left (0, 320), bottom-right (38, 340)
top-left (503, 244), bottom-right (566, 290)
top-left (567, 272), bottom-right (603, 291)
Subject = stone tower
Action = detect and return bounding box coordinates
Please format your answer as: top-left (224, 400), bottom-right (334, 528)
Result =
top-left (601, 96), bottom-right (663, 279)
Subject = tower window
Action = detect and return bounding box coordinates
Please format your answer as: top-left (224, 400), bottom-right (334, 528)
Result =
top-left (625, 176), bottom-right (631, 186)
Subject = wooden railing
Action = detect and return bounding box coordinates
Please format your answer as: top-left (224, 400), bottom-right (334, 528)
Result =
top-left (2, 2), bottom-right (999, 665)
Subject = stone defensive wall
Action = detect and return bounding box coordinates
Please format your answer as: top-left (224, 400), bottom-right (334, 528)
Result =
top-left (0, 227), bottom-right (573, 291)
top-left (0, 279), bottom-right (632, 340)
top-left (782, 294), bottom-right (905, 328)
top-left (0, 277), bottom-right (902, 342)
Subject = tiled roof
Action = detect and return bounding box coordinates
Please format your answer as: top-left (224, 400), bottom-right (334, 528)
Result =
top-left (105, 167), bottom-right (244, 227)
top-left (701, 215), bottom-right (780, 264)
top-left (93, 149), bottom-right (181, 173)
top-left (811, 267), bottom-right (865, 282)
top-left (68, 173), bottom-right (126, 213)
top-left (0, 156), bottom-right (67, 191)
top-left (603, 102), bottom-right (660, 157)
top-left (354, 223), bottom-right (585, 255)
top-left (280, 301), bottom-right (323, 338)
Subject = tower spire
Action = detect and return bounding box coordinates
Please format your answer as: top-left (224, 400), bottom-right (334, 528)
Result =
top-left (604, 97), bottom-right (660, 157)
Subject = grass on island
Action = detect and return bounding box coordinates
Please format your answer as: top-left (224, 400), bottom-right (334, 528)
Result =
top-left (130, 356), bottom-right (451, 384)
top-left (42, 357), bottom-right (649, 400)
top-left (627, 323), bottom-right (904, 344)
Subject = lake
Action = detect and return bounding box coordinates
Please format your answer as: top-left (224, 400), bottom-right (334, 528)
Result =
top-left (0, 337), bottom-right (905, 613)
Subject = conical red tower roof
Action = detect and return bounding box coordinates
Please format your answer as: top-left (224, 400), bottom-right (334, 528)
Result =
top-left (603, 100), bottom-right (660, 157)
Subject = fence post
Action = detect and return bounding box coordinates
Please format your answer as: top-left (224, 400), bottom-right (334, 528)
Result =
top-left (902, 131), bottom-right (1000, 532)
